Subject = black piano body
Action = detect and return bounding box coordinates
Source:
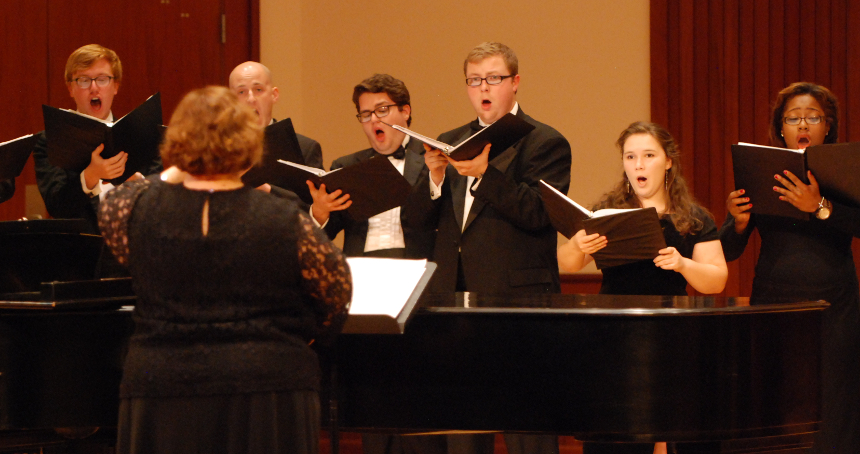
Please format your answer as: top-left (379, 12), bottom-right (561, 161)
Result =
top-left (0, 282), bottom-right (824, 453)
top-left (332, 293), bottom-right (825, 453)
top-left (0, 279), bottom-right (134, 452)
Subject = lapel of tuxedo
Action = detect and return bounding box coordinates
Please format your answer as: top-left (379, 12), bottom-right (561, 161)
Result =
top-left (403, 139), bottom-right (425, 185)
top-left (355, 148), bottom-right (376, 164)
top-left (461, 110), bottom-right (529, 232)
top-left (447, 128), bottom-right (473, 231)
top-left (352, 148), bottom-right (377, 240)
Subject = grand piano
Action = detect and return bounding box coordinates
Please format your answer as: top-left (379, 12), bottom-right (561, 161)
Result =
top-left (0, 221), bottom-right (826, 453)
top-left (330, 293), bottom-right (824, 453)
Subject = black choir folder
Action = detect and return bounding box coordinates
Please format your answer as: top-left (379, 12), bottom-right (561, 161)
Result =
top-left (42, 93), bottom-right (163, 186)
top-left (341, 258), bottom-right (437, 334)
top-left (0, 134), bottom-right (36, 180)
top-left (241, 118), bottom-right (308, 188)
top-left (731, 142), bottom-right (860, 220)
top-left (539, 181), bottom-right (666, 269)
top-left (276, 157), bottom-right (411, 220)
top-left (390, 113), bottom-right (535, 161)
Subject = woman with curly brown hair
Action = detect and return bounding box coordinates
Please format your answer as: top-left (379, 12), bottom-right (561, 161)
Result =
top-left (558, 122), bottom-right (726, 453)
top-left (558, 121), bottom-right (727, 296)
top-left (721, 82), bottom-right (860, 453)
top-left (99, 86), bottom-right (352, 454)
top-left (558, 122), bottom-right (726, 454)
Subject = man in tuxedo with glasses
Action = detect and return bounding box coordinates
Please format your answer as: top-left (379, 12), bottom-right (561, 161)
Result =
top-left (402, 41), bottom-right (572, 454)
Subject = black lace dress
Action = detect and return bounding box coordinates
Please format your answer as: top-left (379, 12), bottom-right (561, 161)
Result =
top-left (600, 206), bottom-right (719, 296)
top-left (98, 178), bottom-right (352, 454)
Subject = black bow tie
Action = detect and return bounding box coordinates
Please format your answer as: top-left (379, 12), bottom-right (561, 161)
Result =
top-left (469, 119), bottom-right (485, 133)
top-left (378, 147), bottom-right (406, 160)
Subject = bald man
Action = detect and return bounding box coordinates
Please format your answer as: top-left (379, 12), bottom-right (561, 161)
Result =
top-left (229, 61), bottom-right (323, 169)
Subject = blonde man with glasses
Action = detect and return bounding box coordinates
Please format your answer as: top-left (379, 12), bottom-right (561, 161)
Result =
top-left (402, 41), bottom-right (572, 454)
top-left (33, 44), bottom-right (161, 234)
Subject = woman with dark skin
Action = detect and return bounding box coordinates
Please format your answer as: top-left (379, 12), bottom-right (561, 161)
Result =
top-left (721, 82), bottom-right (860, 453)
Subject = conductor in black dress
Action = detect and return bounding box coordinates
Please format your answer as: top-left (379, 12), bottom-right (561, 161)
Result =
top-left (401, 42), bottom-right (572, 454)
top-left (309, 74), bottom-right (434, 260)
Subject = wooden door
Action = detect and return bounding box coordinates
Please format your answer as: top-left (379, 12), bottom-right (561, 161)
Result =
top-left (0, 0), bottom-right (49, 221)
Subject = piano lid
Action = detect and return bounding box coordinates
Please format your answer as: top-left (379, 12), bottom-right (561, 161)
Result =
top-left (0, 219), bottom-right (103, 295)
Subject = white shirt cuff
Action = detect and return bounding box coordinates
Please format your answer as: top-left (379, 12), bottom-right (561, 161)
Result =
top-left (80, 171), bottom-right (101, 197)
top-left (309, 205), bottom-right (328, 228)
top-left (429, 174), bottom-right (445, 200)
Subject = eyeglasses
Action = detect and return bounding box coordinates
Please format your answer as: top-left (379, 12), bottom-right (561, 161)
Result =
top-left (356, 104), bottom-right (399, 123)
top-left (465, 75), bottom-right (514, 87)
top-left (72, 75), bottom-right (114, 89)
top-left (783, 115), bottom-right (824, 126)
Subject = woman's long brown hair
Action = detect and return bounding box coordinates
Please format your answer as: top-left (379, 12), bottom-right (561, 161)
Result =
top-left (592, 121), bottom-right (709, 236)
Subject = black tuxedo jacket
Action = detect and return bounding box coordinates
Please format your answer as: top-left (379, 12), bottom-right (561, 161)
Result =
top-left (323, 138), bottom-right (434, 259)
top-left (296, 133), bottom-right (323, 170)
top-left (32, 130), bottom-right (163, 234)
top-left (402, 107), bottom-right (571, 295)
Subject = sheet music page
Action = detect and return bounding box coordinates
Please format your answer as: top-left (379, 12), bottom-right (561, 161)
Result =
top-left (737, 142), bottom-right (804, 154)
top-left (346, 258), bottom-right (428, 317)
top-left (591, 207), bottom-right (642, 218)
top-left (390, 124), bottom-right (452, 152)
top-left (277, 159), bottom-right (327, 176)
top-left (539, 180), bottom-right (592, 216)
top-left (0, 134), bottom-right (33, 147)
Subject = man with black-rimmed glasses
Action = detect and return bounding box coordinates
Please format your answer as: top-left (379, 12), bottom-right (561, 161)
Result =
top-left (33, 44), bottom-right (161, 234)
top-left (308, 73), bottom-right (435, 262)
top-left (402, 41), bottom-right (572, 454)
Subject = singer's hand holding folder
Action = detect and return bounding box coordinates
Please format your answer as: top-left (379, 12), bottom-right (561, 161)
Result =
top-left (731, 141), bottom-right (860, 220)
top-left (539, 181), bottom-right (666, 269)
top-left (276, 157), bottom-right (412, 220)
top-left (389, 113), bottom-right (535, 161)
top-left (42, 93), bottom-right (163, 186)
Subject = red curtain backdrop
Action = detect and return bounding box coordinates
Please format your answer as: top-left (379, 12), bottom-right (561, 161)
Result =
top-left (650, 0), bottom-right (860, 296)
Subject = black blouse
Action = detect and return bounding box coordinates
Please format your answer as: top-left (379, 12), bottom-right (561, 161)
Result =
top-left (600, 206), bottom-right (719, 296)
top-left (99, 179), bottom-right (351, 398)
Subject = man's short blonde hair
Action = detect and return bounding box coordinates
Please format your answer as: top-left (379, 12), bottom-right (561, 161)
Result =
top-left (463, 42), bottom-right (518, 76)
top-left (161, 86), bottom-right (263, 176)
top-left (64, 44), bottom-right (123, 84)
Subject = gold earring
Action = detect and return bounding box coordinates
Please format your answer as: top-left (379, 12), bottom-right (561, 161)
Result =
top-left (665, 171), bottom-right (669, 191)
